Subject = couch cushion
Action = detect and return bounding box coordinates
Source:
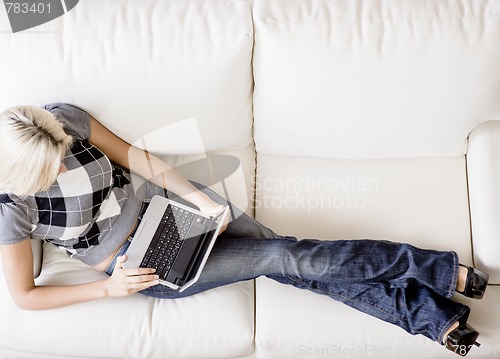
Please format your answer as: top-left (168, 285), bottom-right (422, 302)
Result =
top-left (0, 145), bottom-right (257, 359)
top-left (0, 239), bottom-right (255, 359)
top-left (0, 0), bottom-right (254, 154)
top-left (255, 280), bottom-right (500, 359)
top-left (252, 0), bottom-right (500, 159)
top-left (0, 0), bottom-right (256, 354)
top-left (255, 154), bottom-right (472, 253)
top-left (254, 154), bottom-right (476, 358)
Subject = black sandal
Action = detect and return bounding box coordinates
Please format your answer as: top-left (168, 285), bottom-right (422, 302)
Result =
top-left (445, 322), bottom-right (480, 357)
top-left (456, 265), bottom-right (489, 299)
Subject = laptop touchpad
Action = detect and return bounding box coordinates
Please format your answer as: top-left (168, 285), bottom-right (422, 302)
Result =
top-left (125, 220), bottom-right (159, 268)
top-left (138, 220), bottom-right (158, 241)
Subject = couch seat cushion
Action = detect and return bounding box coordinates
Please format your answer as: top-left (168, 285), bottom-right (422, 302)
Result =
top-left (0, 241), bottom-right (255, 359)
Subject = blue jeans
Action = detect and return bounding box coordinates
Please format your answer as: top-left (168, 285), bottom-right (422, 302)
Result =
top-left (105, 182), bottom-right (469, 345)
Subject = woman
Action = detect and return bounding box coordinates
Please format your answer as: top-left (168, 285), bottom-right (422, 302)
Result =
top-left (0, 103), bottom-right (489, 357)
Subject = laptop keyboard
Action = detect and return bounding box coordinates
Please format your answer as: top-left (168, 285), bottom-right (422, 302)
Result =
top-left (140, 204), bottom-right (196, 279)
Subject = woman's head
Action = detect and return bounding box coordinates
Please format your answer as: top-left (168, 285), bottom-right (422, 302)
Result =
top-left (0, 106), bottom-right (73, 196)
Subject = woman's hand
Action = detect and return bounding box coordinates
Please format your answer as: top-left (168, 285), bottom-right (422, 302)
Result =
top-left (198, 201), bottom-right (225, 217)
top-left (198, 201), bottom-right (230, 233)
top-left (103, 255), bottom-right (159, 297)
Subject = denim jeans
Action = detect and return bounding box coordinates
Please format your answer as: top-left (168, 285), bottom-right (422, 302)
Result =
top-left (105, 182), bottom-right (469, 345)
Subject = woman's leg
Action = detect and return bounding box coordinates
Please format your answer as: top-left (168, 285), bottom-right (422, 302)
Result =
top-left (139, 235), bottom-right (468, 344)
top-left (139, 180), bottom-right (468, 343)
top-left (308, 280), bottom-right (469, 344)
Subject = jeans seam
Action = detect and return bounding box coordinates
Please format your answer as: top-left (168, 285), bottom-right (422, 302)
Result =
top-left (446, 251), bottom-right (460, 299)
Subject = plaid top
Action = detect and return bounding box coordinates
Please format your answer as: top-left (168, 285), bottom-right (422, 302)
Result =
top-left (0, 103), bottom-right (144, 266)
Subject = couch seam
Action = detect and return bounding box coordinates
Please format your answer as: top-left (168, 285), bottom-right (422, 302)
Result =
top-left (249, 0), bottom-right (259, 355)
top-left (464, 143), bottom-right (477, 268)
top-left (253, 13), bottom-right (500, 24)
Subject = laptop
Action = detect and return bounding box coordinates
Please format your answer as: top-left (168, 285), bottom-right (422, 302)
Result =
top-left (123, 195), bottom-right (230, 292)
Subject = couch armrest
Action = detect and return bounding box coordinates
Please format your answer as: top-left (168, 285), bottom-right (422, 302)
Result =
top-left (467, 120), bottom-right (500, 284)
top-left (31, 239), bottom-right (43, 279)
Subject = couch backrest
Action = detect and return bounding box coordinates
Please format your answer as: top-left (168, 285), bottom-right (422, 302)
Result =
top-left (2, 0), bottom-right (499, 159)
top-left (0, 0), bottom-right (254, 155)
top-left (252, 0), bottom-right (500, 159)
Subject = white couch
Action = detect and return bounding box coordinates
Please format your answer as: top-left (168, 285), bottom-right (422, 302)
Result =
top-left (1, 0), bottom-right (500, 358)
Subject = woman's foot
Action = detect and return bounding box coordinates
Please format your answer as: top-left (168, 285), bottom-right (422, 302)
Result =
top-left (443, 321), bottom-right (480, 357)
top-left (456, 264), bottom-right (489, 299)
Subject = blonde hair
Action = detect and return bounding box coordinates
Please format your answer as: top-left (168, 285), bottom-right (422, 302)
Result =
top-left (0, 106), bottom-right (73, 196)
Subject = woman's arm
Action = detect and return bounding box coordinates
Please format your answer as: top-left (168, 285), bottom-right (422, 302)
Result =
top-left (0, 240), bottom-right (159, 310)
top-left (88, 117), bottom-right (223, 216)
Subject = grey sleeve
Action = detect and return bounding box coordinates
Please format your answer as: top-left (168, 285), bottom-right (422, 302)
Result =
top-left (0, 201), bottom-right (33, 244)
top-left (43, 103), bottom-right (91, 140)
